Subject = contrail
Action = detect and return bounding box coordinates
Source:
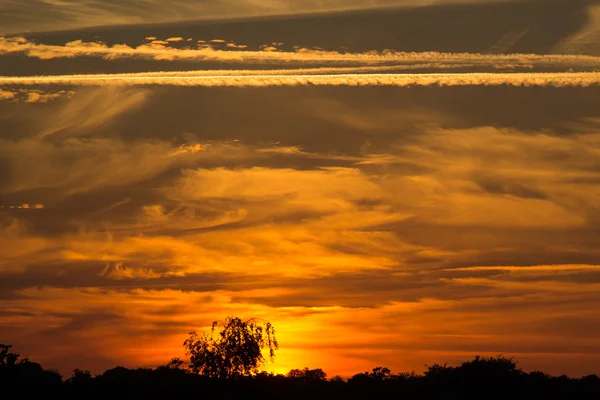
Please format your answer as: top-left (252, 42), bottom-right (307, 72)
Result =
top-left (1, 72), bottom-right (600, 87)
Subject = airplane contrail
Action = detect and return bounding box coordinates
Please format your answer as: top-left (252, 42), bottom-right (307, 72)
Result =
top-left (1, 72), bottom-right (600, 87)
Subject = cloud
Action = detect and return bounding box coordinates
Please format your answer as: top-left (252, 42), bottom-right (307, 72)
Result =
top-left (0, 137), bottom-right (182, 196)
top-left (3, 81), bottom-right (600, 379)
top-left (24, 90), bottom-right (74, 103)
top-left (0, 203), bottom-right (44, 209)
top-left (0, 88), bottom-right (74, 102)
top-left (2, 71), bottom-right (600, 88)
top-left (36, 87), bottom-right (149, 138)
top-left (166, 143), bottom-right (211, 157)
top-left (553, 4), bottom-right (600, 54)
top-left (4, 121), bottom-right (600, 280)
top-left (3, 36), bottom-right (600, 68)
top-left (445, 265), bottom-right (600, 272)
top-left (169, 166), bottom-right (381, 201)
top-left (4, 278), bottom-right (600, 377)
top-left (226, 43), bottom-right (248, 49)
top-left (0, 89), bottom-right (16, 100)
top-left (101, 263), bottom-right (162, 280)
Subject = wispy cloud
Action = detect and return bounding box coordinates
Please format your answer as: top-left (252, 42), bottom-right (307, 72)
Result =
top-left (0, 0), bottom-right (541, 34)
top-left (36, 87), bottom-right (148, 138)
top-left (445, 265), bottom-right (600, 272)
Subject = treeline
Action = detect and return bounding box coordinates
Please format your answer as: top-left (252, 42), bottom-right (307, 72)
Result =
top-left (2, 344), bottom-right (599, 399)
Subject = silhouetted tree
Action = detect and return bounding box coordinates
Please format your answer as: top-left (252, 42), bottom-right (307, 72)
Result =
top-left (0, 344), bottom-right (61, 386)
top-left (66, 369), bottom-right (93, 384)
top-left (424, 363), bottom-right (454, 378)
top-left (458, 354), bottom-right (521, 377)
top-left (153, 357), bottom-right (190, 383)
top-left (0, 344), bottom-right (19, 368)
top-left (3, 342), bottom-right (600, 399)
top-left (99, 366), bottom-right (138, 382)
top-left (162, 357), bottom-right (187, 371)
top-left (349, 366), bottom-right (393, 383)
top-left (287, 367), bottom-right (327, 382)
top-left (183, 316), bottom-right (278, 379)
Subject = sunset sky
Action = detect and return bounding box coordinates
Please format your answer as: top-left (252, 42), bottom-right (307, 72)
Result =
top-left (2, 0), bottom-right (600, 379)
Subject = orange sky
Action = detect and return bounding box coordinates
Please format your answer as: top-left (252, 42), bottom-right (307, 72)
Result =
top-left (1, 0), bottom-right (600, 380)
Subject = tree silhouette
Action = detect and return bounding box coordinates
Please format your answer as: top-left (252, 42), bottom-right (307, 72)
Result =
top-left (66, 369), bottom-right (93, 384)
top-left (0, 344), bottom-right (19, 368)
top-left (161, 357), bottom-right (186, 370)
top-left (183, 316), bottom-right (278, 379)
top-left (287, 367), bottom-right (327, 382)
top-left (0, 344), bottom-right (61, 386)
top-left (349, 366), bottom-right (394, 383)
top-left (2, 343), bottom-right (600, 398)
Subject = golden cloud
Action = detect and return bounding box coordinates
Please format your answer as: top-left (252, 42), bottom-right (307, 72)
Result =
top-left (3, 36), bottom-right (600, 69)
top-left (3, 71), bottom-right (600, 88)
top-left (0, 88), bottom-right (74, 102)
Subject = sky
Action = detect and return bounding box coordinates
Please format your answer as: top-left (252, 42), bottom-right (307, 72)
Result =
top-left (2, 0), bottom-right (600, 379)
top-left (0, 0), bottom-right (546, 34)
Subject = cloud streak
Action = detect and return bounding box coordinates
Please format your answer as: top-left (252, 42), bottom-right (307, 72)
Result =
top-left (3, 36), bottom-right (600, 68)
top-left (445, 265), bottom-right (600, 272)
top-left (2, 71), bottom-right (600, 88)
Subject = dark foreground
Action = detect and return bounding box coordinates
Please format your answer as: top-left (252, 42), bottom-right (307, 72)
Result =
top-left (2, 347), bottom-right (599, 399)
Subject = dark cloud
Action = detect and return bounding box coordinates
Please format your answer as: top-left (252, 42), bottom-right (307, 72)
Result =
top-left (1, 1), bottom-right (598, 76)
top-left (3, 85), bottom-right (597, 149)
top-left (7, 0), bottom-right (596, 54)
